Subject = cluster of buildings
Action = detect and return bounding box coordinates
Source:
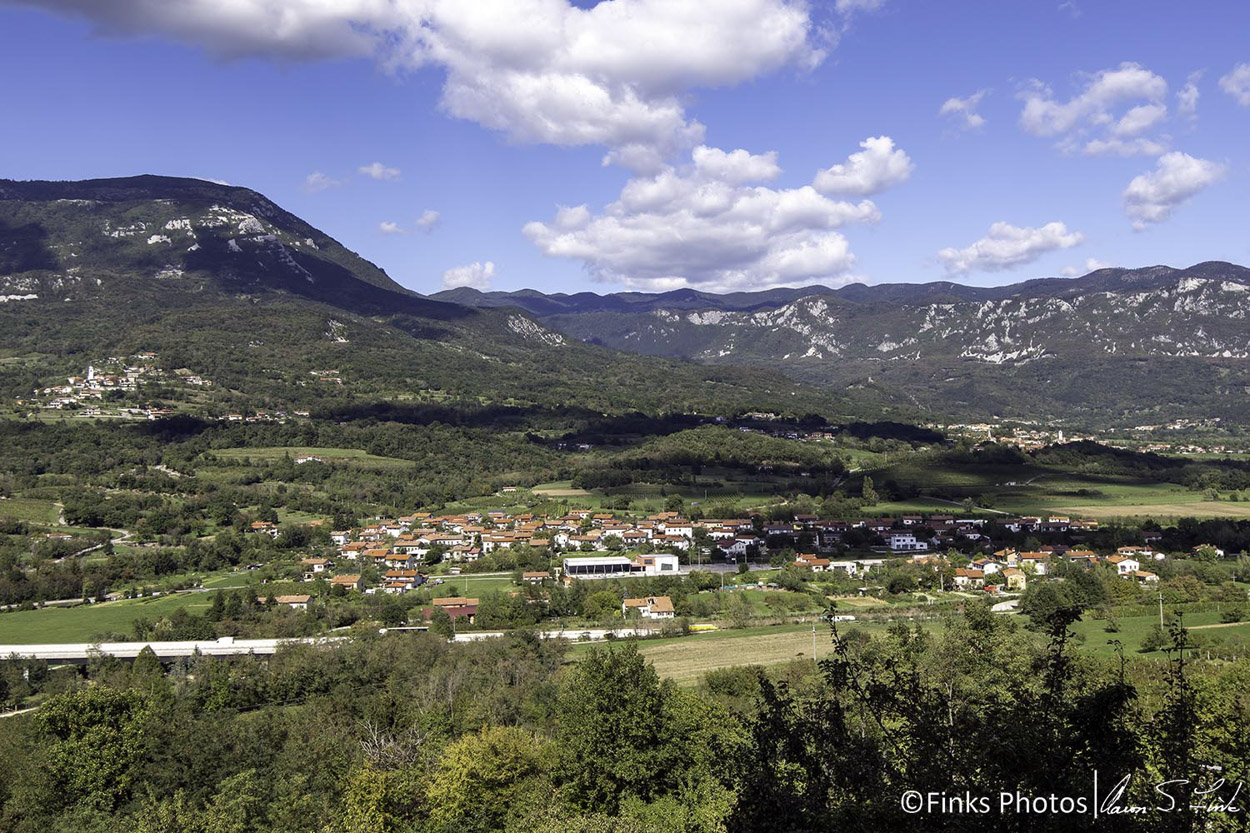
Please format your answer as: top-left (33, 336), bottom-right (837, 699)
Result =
top-left (250, 504), bottom-right (1198, 612)
top-left (219, 410), bottom-right (311, 423)
top-left (323, 510), bottom-right (732, 568)
top-left (939, 421), bottom-right (1094, 450)
top-left (938, 545), bottom-right (1163, 594)
top-left (317, 509), bottom-right (994, 570)
top-left (21, 354), bottom-right (210, 416)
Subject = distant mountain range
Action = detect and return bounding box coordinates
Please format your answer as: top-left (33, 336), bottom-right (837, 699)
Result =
top-left (1, 174), bottom-right (1245, 427)
top-left (0, 175), bottom-right (845, 419)
top-left (434, 263), bottom-right (1250, 426)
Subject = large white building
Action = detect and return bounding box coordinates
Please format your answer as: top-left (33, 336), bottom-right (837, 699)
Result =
top-left (562, 553), bottom-right (680, 579)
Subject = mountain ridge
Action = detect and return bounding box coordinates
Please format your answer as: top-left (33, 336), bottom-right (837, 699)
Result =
top-left (0, 174), bottom-right (854, 421)
top-left (435, 262), bottom-right (1250, 426)
top-left (431, 261), bottom-right (1250, 311)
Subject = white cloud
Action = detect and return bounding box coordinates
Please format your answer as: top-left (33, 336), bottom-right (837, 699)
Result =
top-left (1219, 63), bottom-right (1250, 106)
top-left (1177, 73), bottom-right (1201, 118)
top-left (378, 221), bottom-right (407, 235)
top-left (691, 145), bottom-right (781, 183)
top-left (939, 90), bottom-right (988, 130)
top-left (359, 161), bottom-right (401, 181)
top-left (1122, 152), bottom-right (1226, 229)
top-left (523, 143), bottom-right (884, 292)
top-left (442, 260), bottom-right (496, 290)
top-left (1110, 103), bottom-right (1167, 136)
top-left (17, 1), bottom-right (830, 171)
top-left (1019, 62), bottom-right (1171, 156)
top-left (938, 221), bottom-right (1084, 275)
top-left (416, 209), bottom-right (441, 230)
top-left (1081, 137), bottom-right (1169, 157)
top-left (304, 171), bottom-right (341, 192)
top-left (813, 136), bottom-right (913, 197)
top-left (1060, 257), bottom-right (1116, 277)
top-left (835, 0), bottom-right (885, 13)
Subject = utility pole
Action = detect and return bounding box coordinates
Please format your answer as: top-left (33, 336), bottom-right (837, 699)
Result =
top-left (812, 621), bottom-right (817, 664)
top-left (1158, 592), bottom-right (1164, 627)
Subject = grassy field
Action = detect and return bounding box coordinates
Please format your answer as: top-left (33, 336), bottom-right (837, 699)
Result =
top-left (276, 508), bottom-right (330, 525)
top-left (0, 497), bottom-right (61, 524)
top-left (868, 459), bottom-right (1250, 520)
top-left (0, 593), bottom-right (214, 644)
top-left (873, 498), bottom-right (995, 516)
top-left (210, 446), bottom-right (414, 470)
top-left (572, 620), bottom-right (940, 685)
top-left (531, 481), bottom-right (592, 497)
top-left (526, 471), bottom-right (793, 514)
top-left (1070, 610), bottom-right (1250, 656)
top-left (201, 573), bottom-right (255, 589)
top-left (431, 574), bottom-right (520, 595)
top-left (1053, 501), bottom-right (1250, 520)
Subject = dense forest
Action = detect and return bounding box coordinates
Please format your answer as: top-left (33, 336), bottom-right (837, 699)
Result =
top-left (1, 606), bottom-right (1248, 832)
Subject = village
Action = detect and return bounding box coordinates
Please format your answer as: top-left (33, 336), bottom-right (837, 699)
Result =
top-left (12, 353), bottom-right (319, 423)
top-left (15, 353), bottom-right (209, 419)
top-left (238, 504), bottom-right (1215, 629)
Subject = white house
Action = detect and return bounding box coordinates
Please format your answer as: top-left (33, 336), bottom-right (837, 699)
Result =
top-left (723, 536), bottom-right (761, 557)
top-left (1107, 555), bottom-right (1140, 576)
top-left (888, 532), bottom-right (929, 552)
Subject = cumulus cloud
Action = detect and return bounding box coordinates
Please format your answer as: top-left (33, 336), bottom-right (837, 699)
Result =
top-left (359, 161), bottom-right (401, 180)
top-left (1122, 152), bottom-right (1226, 230)
top-left (442, 260), bottom-right (496, 290)
top-left (523, 143), bottom-right (888, 292)
top-left (1219, 63), bottom-right (1250, 106)
top-left (13, 0), bottom-right (831, 171)
top-left (1019, 62), bottom-right (1171, 156)
top-left (1060, 257), bottom-right (1117, 277)
top-left (304, 171), bottom-right (341, 192)
top-left (416, 209), bottom-right (441, 230)
top-left (691, 145), bottom-right (781, 183)
top-left (938, 221), bottom-right (1084, 275)
top-left (813, 136), bottom-right (913, 197)
top-left (939, 90), bottom-right (988, 130)
top-left (378, 221), bottom-right (407, 235)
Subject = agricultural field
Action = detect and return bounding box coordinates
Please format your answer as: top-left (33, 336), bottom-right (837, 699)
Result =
top-left (587, 619), bottom-right (941, 685)
top-left (1054, 500), bottom-right (1250, 520)
top-left (0, 592), bottom-right (214, 644)
top-left (870, 458), bottom-right (1250, 520)
top-left (208, 446), bottom-right (415, 470)
top-left (0, 497), bottom-right (60, 524)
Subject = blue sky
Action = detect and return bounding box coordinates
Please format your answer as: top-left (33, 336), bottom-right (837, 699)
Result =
top-left (1, 0), bottom-right (1248, 295)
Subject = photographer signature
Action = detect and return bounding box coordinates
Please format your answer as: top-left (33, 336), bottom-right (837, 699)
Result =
top-left (1100, 773), bottom-right (1244, 815)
